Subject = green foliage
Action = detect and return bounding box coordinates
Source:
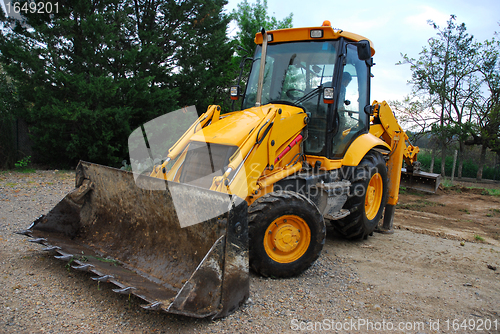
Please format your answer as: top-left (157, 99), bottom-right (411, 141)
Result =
top-left (229, 0), bottom-right (293, 111)
top-left (175, 0), bottom-right (237, 113)
top-left (440, 178), bottom-right (454, 188)
top-left (473, 37), bottom-right (500, 154)
top-left (397, 15), bottom-right (500, 177)
top-left (417, 151), bottom-right (500, 180)
top-left (0, 0), bottom-right (234, 168)
top-left (474, 234), bottom-right (485, 242)
top-left (0, 70), bottom-right (21, 168)
top-left (14, 155), bottom-right (31, 169)
top-left (484, 189), bottom-right (500, 197)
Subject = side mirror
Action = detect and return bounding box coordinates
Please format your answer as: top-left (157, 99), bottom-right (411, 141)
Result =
top-left (356, 40), bottom-right (371, 61)
top-left (230, 85), bottom-right (240, 101)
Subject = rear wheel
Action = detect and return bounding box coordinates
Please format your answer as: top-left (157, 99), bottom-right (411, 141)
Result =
top-left (248, 191), bottom-right (325, 278)
top-left (334, 150), bottom-right (388, 239)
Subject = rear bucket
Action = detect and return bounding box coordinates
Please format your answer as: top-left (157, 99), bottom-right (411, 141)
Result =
top-left (18, 161), bottom-right (249, 319)
top-left (400, 168), bottom-right (441, 193)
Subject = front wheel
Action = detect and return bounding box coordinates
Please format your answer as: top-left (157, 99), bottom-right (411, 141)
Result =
top-left (334, 150), bottom-right (388, 239)
top-left (248, 191), bottom-right (325, 278)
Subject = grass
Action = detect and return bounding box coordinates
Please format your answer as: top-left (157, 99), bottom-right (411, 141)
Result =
top-left (484, 188), bottom-right (500, 196)
top-left (438, 178), bottom-right (500, 197)
top-left (17, 168), bottom-right (36, 173)
top-left (474, 234), bottom-right (485, 242)
top-left (441, 178), bottom-right (454, 188)
top-left (459, 208), bottom-right (470, 214)
top-left (487, 208), bottom-right (500, 217)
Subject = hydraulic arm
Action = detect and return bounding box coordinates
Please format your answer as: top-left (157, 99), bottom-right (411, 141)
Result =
top-left (369, 101), bottom-right (441, 232)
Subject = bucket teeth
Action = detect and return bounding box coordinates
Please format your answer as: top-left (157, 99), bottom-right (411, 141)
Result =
top-left (92, 275), bottom-right (113, 282)
top-left (54, 254), bottom-right (73, 261)
top-left (141, 301), bottom-right (162, 311)
top-left (71, 264), bottom-right (94, 271)
top-left (112, 286), bottom-right (136, 294)
top-left (15, 230), bottom-right (32, 236)
top-left (29, 238), bottom-right (47, 244)
top-left (42, 245), bottom-right (61, 251)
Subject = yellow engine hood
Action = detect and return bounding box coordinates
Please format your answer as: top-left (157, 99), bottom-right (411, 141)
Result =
top-left (190, 104), bottom-right (304, 147)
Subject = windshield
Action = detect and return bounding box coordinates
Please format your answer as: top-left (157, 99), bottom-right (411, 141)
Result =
top-left (242, 41), bottom-right (339, 110)
top-left (242, 41), bottom-right (339, 154)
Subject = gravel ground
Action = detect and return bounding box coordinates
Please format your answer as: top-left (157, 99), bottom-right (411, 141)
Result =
top-left (1, 170), bottom-right (499, 333)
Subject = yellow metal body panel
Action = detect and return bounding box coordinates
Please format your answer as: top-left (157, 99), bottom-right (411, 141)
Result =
top-left (255, 25), bottom-right (375, 56)
top-left (231, 104), bottom-right (307, 201)
top-left (167, 105), bottom-right (218, 159)
top-left (342, 133), bottom-right (391, 166)
top-left (385, 132), bottom-right (405, 206)
top-left (369, 100), bottom-right (426, 205)
top-left (190, 107), bottom-right (266, 147)
top-left (304, 156), bottom-right (342, 171)
top-left (372, 100), bottom-right (420, 166)
top-left (368, 123), bottom-right (384, 138)
top-left (155, 104), bottom-right (309, 204)
top-left (146, 13), bottom-right (431, 212)
top-left (151, 99), bottom-right (424, 209)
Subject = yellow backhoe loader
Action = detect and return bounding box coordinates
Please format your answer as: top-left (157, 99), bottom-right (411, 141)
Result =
top-left (17, 21), bottom-right (440, 319)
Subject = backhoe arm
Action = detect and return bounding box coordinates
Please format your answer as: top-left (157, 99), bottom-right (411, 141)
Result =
top-left (368, 101), bottom-right (409, 232)
top-left (369, 101), bottom-right (441, 232)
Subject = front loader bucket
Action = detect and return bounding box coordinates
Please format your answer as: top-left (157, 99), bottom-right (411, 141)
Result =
top-left (400, 168), bottom-right (441, 193)
top-left (18, 161), bottom-right (249, 319)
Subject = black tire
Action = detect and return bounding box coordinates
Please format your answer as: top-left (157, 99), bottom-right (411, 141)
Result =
top-left (248, 191), bottom-right (326, 278)
top-left (334, 150), bottom-right (388, 240)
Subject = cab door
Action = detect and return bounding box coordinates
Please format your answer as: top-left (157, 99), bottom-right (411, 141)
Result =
top-left (330, 42), bottom-right (371, 158)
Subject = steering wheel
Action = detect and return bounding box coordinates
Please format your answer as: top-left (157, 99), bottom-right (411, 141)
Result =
top-left (286, 88), bottom-right (306, 100)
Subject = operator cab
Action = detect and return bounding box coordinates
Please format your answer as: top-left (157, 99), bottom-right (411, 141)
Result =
top-left (236, 22), bottom-right (373, 160)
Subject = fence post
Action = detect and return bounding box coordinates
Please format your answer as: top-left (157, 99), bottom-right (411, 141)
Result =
top-left (451, 149), bottom-right (458, 183)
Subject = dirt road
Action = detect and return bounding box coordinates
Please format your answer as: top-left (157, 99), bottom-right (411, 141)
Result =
top-left (1, 171), bottom-right (499, 333)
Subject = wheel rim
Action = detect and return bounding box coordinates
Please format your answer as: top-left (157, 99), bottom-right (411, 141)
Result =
top-left (365, 172), bottom-right (383, 220)
top-left (264, 215), bottom-right (311, 263)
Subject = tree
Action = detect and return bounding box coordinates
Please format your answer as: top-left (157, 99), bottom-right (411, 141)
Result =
top-left (0, 67), bottom-right (22, 168)
top-left (0, 0), bottom-right (234, 167)
top-left (466, 37), bottom-right (500, 180)
top-left (174, 0), bottom-right (236, 113)
top-left (229, 0), bottom-right (292, 111)
top-left (232, 0), bottom-right (293, 58)
top-left (399, 16), bottom-right (480, 177)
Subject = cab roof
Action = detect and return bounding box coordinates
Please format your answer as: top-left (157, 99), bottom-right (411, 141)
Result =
top-left (254, 20), bottom-right (375, 57)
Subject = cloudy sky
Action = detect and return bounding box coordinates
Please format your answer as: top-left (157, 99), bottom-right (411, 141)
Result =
top-left (225, 0), bottom-right (500, 102)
